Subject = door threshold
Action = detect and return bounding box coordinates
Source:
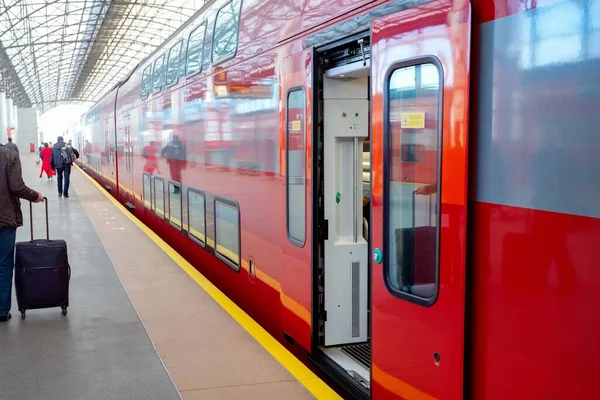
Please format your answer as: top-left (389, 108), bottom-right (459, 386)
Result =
top-left (310, 347), bottom-right (370, 400)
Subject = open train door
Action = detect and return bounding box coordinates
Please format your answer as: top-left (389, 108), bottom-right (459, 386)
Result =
top-left (370, 0), bottom-right (471, 398)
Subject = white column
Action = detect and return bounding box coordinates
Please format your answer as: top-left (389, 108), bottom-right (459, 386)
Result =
top-left (13, 105), bottom-right (18, 144)
top-left (0, 93), bottom-right (6, 144)
top-left (6, 97), bottom-right (13, 140)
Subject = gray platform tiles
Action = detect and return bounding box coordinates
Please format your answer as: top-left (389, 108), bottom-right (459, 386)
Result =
top-left (0, 154), bottom-right (181, 400)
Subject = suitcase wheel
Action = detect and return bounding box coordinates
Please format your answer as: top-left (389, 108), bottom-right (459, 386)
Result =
top-left (20, 311), bottom-right (26, 320)
top-left (61, 306), bottom-right (67, 316)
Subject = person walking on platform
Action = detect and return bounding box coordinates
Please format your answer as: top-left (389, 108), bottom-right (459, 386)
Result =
top-left (50, 136), bottom-right (77, 198)
top-left (5, 137), bottom-right (19, 153)
top-left (142, 141), bottom-right (161, 175)
top-left (39, 143), bottom-right (55, 181)
top-left (0, 144), bottom-right (43, 322)
top-left (161, 135), bottom-right (186, 193)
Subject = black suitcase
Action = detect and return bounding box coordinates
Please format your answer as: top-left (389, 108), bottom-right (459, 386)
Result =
top-left (15, 198), bottom-right (70, 319)
top-left (395, 190), bottom-right (437, 290)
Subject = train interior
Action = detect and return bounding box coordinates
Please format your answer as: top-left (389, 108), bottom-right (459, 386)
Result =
top-left (313, 35), bottom-right (372, 392)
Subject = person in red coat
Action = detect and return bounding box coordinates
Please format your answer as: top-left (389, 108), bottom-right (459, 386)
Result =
top-left (39, 143), bottom-right (55, 181)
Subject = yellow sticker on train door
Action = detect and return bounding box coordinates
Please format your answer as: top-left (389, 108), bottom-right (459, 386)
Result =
top-left (400, 112), bottom-right (425, 129)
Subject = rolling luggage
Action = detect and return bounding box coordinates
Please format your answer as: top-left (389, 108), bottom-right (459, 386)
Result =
top-left (14, 198), bottom-right (70, 319)
top-left (394, 190), bottom-right (437, 291)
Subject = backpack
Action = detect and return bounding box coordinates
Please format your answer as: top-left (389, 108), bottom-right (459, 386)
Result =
top-left (61, 146), bottom-right (77, 165)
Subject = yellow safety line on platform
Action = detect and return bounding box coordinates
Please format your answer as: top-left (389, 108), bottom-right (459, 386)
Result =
top-left (74, 165), bottom-right (342, 400)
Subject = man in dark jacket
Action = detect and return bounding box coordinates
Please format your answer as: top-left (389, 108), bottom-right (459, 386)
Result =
top-left (5, 137), bottom-right (18, 153)
top-left (50, 136), bottom-right (74, 198)
top-left (0, 144), bottom-right (43, 322)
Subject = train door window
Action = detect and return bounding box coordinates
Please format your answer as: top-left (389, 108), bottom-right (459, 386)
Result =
top-left (141, 66), bottom-right (151, 98)
top-left (386, 62), bottom-right (442, 302)
top-left (214, 196), bottom-right (240, 271)
top-left (168, 182), bottom-right (183, 229)
top-left (187, 188), bottom-right (206, 246)
top-left (166, 41), bottom-right (183, 87)
top-left (153, 177), bottom-right (166, 218)
top-left (143, 173), bottom-right (152, 209)
top-left (186, 23), bottom-right (206, 75)
top-left (152, 55), bottom-right (165, 94)
top-left (286, 88), bottom-right (306, 246)
top-left (187, 188), bottom-right (206, 245)
top-left (212, 0), bottom-right (242, 64)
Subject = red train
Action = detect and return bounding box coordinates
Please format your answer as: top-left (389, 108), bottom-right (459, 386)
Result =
top-left (68, 0), bottom-right (600, 398)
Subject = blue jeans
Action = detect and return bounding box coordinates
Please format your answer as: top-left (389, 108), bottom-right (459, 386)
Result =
top-left (57, 165), bottom-right (71, 196)
top-left (0, 227), bottom-right (17, 316)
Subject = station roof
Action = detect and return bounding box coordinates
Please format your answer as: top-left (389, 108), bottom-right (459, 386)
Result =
top-left (0, 0), bottom-right (207, 113)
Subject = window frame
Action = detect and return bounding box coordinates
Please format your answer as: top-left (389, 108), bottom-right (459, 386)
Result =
top-left (153, 176), bottom-right (166, 218)
top-left (141, 66), bottom-right (152, 98)
top-left (168, 181), bottom-right (183, 231)
top-left (152, 54), bottom-right (166, 94)
top-left (187, 187), bottom-right (206, 247)
top-left (211, 0), bottom-right (242, 66)
top-left (143, 173), bottom-right (152, 209)
top-left (165, 40), bottom-right (183, 88)
top-left (214, 195), bottom-right (241, 272)
top-left (383, 56), bottom-right (444, 307)
top-left (285, 86), bottom-right (307, 247)
top-left (185, 22), bottom-right (207, 77)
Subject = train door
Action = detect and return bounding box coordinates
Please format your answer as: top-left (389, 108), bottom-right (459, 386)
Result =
top-left (369, 1), bottom-right (471, 399)
top-left (313, 35), bottom-right (372, 396)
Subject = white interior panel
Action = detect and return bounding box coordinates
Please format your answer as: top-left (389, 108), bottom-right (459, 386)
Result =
top-left (323, 76), bottom-right (369, 346)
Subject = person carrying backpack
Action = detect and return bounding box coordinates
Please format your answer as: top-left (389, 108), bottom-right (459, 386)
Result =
top-left (50, 136), bottom-right (77, 198)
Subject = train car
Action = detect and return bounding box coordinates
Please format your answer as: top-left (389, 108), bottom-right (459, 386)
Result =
top-left (72, 0), bottom-right (600, 398)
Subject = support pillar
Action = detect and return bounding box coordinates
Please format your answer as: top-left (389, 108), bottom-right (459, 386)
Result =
top-left (0, 93), bottom-right (6, 144)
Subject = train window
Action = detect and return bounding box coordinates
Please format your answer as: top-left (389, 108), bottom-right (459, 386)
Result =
top-left (141, 66), bottom-right (152, 98)
top-left (143, 173), bottom-right (152, 209)
top-left (187, 188), bottom-right (206, 245)
top-left (186, 23), bottom-right (206, 76)
top-left (152, 55), bottom-right (165, 93)
top-left (214, 196), bottom-right (240, 271)
top-left (385, 61), bottom-right (442, 304)
top-left (401, 144), bottom-right (425, 163)
top-left (166, 41), bottom-right (183, 87)
top-left (286, 88), bottom-right (306, 247)
top-left (212, 0), bottom-right (241, 64)
top-left (154, 177), bottom-right (165, 218)
top-left (168, 182), bottom-right (183, 230)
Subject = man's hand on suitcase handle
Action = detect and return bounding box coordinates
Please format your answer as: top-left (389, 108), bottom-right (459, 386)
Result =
top-left (33, 192), bottom-right (44, 203)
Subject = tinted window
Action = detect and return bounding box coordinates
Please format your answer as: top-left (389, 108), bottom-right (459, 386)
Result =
top-left (141, 66), bottom-right (152, 98)
top-left (286, 89), bottom-right (306, 246)
top-left (212, 0), bottom-right (241, 63)
top-left (186, 23), bottom-right (206, 75)
top-left (386, 62), bottom-right (441, 301)
top-left (166, 41), bottom-right (183, 86)
top-left (143, 174), bottom-right (152, 208)
top-left (168, 182), bottom-right (182, 228)
top-left (154, 177), bottom-right (165, 217)
top-left (152, 55), bottom-right (165, 93)
top-left (215, 197), bottom-right (240, 270)
top-left (188, 189), bottom-right (206, 244)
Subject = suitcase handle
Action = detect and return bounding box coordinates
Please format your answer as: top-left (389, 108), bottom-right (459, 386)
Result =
top-left (29, 197), bottom-right (49, 241)
top-left (413, 189), bottom-right (434, 228)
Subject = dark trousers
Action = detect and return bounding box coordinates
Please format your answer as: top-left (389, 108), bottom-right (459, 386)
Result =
top-left (57, 165), bottom-right (72, 196)
top-left (0, 227), bottom-right (17, 316)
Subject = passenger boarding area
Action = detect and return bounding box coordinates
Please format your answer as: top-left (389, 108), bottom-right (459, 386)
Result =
top-left (0, 154), bottom-right (337, 400)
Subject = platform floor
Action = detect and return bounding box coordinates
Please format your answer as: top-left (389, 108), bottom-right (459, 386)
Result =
top-left (0, 154), bottom-right (332, 400)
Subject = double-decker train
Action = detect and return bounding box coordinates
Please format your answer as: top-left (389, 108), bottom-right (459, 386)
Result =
top-left (68, 0), bottom-right (600, 398)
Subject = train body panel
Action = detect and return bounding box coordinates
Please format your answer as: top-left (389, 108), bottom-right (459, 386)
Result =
top-left (71, 0), bottom-right (600, 398)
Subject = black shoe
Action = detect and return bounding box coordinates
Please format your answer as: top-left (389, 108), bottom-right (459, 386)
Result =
top-left (0, 313), bottom-right (12, 322)
top-left (58, 193), bottom-right (62, 197)
top-left (64, 194), bottom-right (69, 198)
